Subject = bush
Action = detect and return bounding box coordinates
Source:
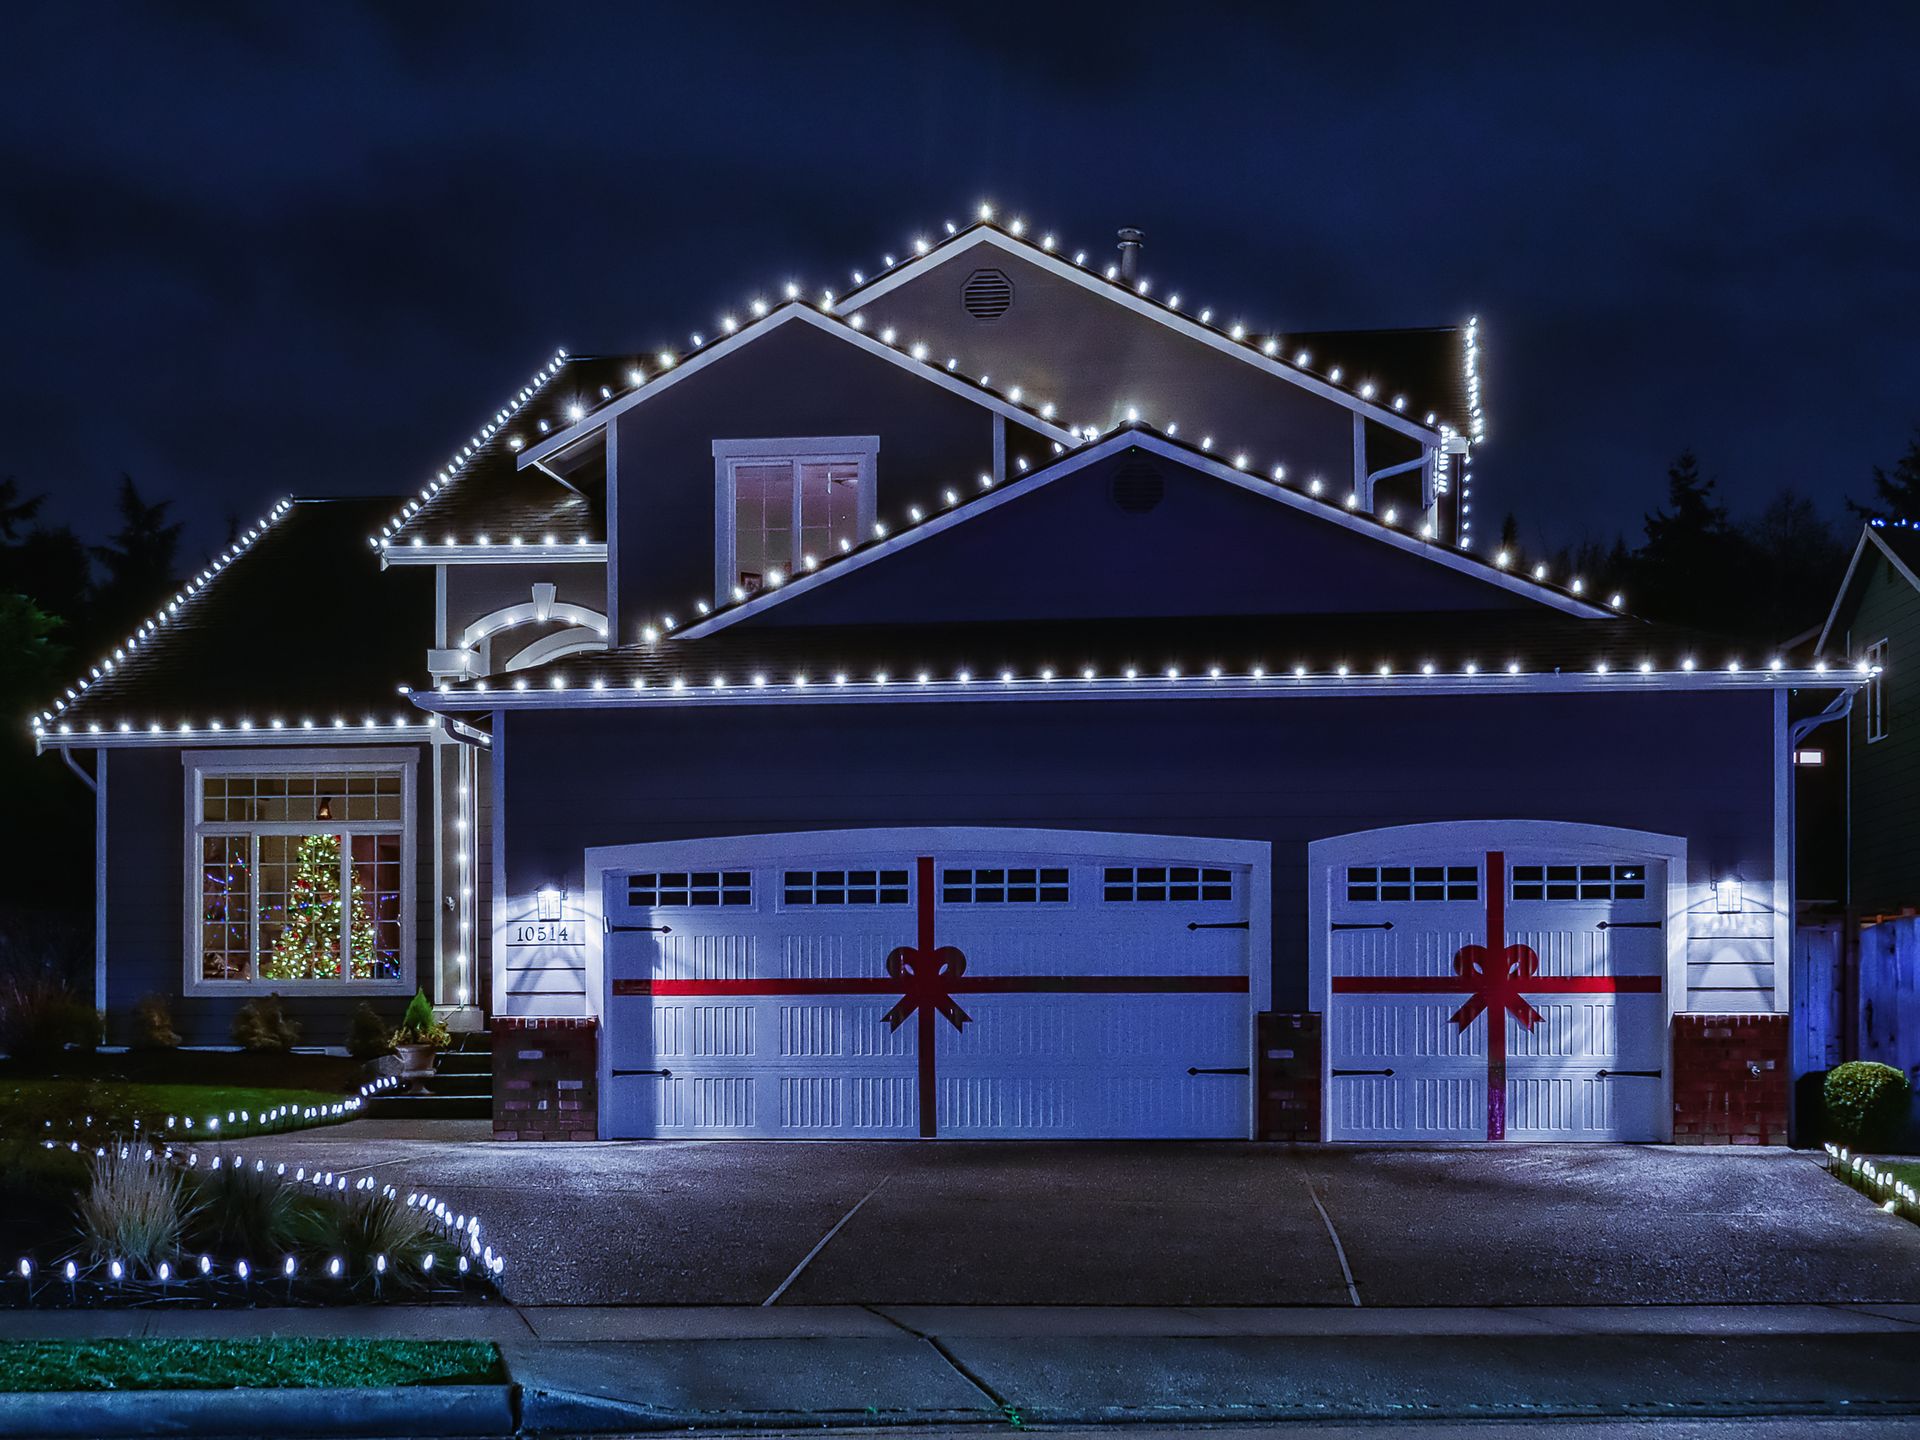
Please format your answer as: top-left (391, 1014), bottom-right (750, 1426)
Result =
top-left (391, 990), bottom-right (449, 1050)
top-left (346, 1002), bottom-right (393, 1060)
top-left (293, 1185), bottom-right (449, 1289)
top-left (1824, 1060), bottom-right (1912, 1150)
top-left (231, 993), bottom-right (301, 1052)
top-left (131, 994), bottom-right (181, 1050)
top-left (187, 1159), bottom-right (295, 1257)
top-left (0, 971), bottom-right (100, 1062)
top-left (76, 1146), bottom-right (196, 1268)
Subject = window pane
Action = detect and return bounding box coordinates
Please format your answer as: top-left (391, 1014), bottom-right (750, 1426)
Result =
top-left (201, 836), bottom-right (252, 980)
top-left (798, 462), bottom-right (862, 567)
top-left (258, 833), bottom-right (347, 981)
top-left (733, 462), bottom-right (792, 592)
top-left (349, 834), bottom-right (404, 981)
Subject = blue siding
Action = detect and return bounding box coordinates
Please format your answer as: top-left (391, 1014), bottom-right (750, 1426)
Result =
top-left (500, 691), bottom-right (1777, 1009)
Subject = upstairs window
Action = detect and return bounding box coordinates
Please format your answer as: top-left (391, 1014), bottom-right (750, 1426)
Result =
top-left (713, 437), bottom-right (878, 601)
top-left (1867, 638), bottom-right (1890, 741)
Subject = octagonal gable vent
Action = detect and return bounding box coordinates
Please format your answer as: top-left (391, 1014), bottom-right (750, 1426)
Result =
top-left (961, 267), bottom-right (1014, 320)
top-left (1110, 457), bottom-right (1165, 514)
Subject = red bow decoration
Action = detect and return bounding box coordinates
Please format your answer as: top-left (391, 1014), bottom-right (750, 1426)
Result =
top-left (1448, 941), bottom-right (1546, 1033)
top-left (882, 944), bottom-right (973, 1032)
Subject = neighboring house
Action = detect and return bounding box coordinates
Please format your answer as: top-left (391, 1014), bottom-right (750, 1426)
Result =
top-left (34, 210), bottom-right (1862, 1145)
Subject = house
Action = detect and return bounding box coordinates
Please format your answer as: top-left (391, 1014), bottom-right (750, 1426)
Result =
top-left (35, 208), bottom-right (1862, 1145)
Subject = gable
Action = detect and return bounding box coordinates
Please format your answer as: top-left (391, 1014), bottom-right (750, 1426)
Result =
top-left (607, 316), bottom-right (1060, 631)
top-left (1818, 527), bottom-right (1920, 657)
top-left (705, 439), bottom-right (1553, 632)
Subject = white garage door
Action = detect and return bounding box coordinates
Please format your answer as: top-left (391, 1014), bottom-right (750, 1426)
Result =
top-left (1325, 846), bottom-right (1668, 1141)
top-left (599, 833), bottom-right (1256, 1139)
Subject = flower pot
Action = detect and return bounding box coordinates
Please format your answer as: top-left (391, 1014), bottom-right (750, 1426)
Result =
top-left (397, 1042), bottom-right (438, 1094)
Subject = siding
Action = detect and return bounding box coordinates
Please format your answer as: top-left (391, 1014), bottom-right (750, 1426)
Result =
top-left (495, 689), bottom-right (1780, 1018)
top-left (104, 745), bottom-right (434, 1047)
top-left (1839, 547), bottom-right (1920, 911)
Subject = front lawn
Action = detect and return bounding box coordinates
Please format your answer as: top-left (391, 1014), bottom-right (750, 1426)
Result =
top-left (0, 1078), bottom-right (344, 1139)
top-left (0, 1338), bottom-right (503, 1391)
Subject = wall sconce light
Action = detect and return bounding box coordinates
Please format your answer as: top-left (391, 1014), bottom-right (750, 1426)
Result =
top-left (535, 886), bottom-right (564, 923)
top-left (1713, 877), bottom-right (1743, 914)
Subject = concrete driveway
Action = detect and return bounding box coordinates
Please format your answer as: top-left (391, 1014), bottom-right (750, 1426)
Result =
top-left (239, 1126), bottom-right (1920, 1307)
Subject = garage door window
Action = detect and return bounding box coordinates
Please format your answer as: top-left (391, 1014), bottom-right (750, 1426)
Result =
top-left (941, 867), bottom-right (1069, 903)
top-left (1103, 866), bottom-right (1232, 902)
top-left (1511, 863), bottom-right (1646, 901)
top-left (1345, 864), bottom-right (1478, 903)
top-left (627, 871), bottom-right (753, 907)
top-left (783, 869), bottom-right (910, 906)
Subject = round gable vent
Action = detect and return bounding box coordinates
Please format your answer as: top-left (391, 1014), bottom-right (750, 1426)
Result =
top-left (961, 267), bottom-right (1014, 320)
top-left (1110, 457), bottom-right (1165, 514)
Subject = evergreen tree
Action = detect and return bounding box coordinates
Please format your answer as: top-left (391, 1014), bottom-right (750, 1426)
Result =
top-left (263, 834), bottom-right (377, 981)
top-left (1742, 487), bottom-right (1849, 643)
top-left (0, 477), bottom-right (43, 541)
top-left (90, 475), bottom-right (183, 641)
top-left (1627, 450), bottom-right (1757, 634)
top-left (1850, 428), bottom-right (1920, 522)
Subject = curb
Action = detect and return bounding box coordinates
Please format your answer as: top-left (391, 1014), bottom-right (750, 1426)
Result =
top-left (0, 1383), bottom-right (515, 1437)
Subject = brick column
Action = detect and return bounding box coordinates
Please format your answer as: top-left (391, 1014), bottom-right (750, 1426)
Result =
top-left (493, 1017), bottom-right (598, 1141)
top-left (1256, 1011), bottom-right (1323, 1141)
top-left (1671, 1013), bottom-right (1788, 1145)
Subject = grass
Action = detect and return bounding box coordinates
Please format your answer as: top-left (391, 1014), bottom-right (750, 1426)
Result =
top-left (0, 1338), bottom-right (503, 1391)
top-left (0, 1080), bottom-right (346, 1140)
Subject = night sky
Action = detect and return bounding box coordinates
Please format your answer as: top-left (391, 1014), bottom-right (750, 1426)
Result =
top-left (2, 2), bottom-right (1915, 566)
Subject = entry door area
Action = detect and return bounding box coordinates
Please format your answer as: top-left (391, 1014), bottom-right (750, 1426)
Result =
top-left (1319, 826), bottom-right (1673, 1142)
top-left (596, 830), bottom-right (1262, 1140)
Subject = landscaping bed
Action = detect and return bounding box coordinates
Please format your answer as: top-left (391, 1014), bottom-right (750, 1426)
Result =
top-left (0, 1338), bottom-right (502, 1391)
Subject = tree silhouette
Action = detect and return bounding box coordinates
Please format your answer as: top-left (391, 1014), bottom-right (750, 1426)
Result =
top-left (1850, 428), bottom-right (1920, 522)
top-left (89, 475), bottom-right (183, 641)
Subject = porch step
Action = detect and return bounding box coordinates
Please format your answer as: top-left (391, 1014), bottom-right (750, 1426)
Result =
top-left (435, 1050), bottom-right (493, 1076)
top-left (365, 1030), bottom-right (494, 1121)
top-left (362, 1093), bottom-right (492, 1120)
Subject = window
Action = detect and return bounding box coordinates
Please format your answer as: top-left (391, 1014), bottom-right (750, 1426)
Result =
top-left (1867, 639), bottom-right (1889, 742)
top-left (783, 869), bottom-right (910, 906)
top-left (713, 437), bottom-right (878, 600)
top-left (1511, 863), bottom-right (1647, 901)
top-left (1795, 747), bottom-right (1825, 766)
top-left (941, 867), bottom-right (1069, 904)
top-left (1345, 865), bottom-right (1478, 903)
top-left (1103, 865), bottom-right (1232, 902)
top-left (189, 758), bottom-right (411, 991)
top-left (627, 871), bottom-right (752, 907)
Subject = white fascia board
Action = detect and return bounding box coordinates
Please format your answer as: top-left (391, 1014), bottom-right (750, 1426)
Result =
top-left (833, 229), bottom-right (1444, 446)
top-left (414, 669), bottom-right (1864, 716)
top-left (1813, 530), bottom-right (1873, 656)
top-left (676, 430), bottom-right (1611, 641)
top-left (514, 306), bottom-right (1078, 472)
top-left (37, 722), bottom-right (439, 753)
top-left (382, 543), bottom-right (608, 567)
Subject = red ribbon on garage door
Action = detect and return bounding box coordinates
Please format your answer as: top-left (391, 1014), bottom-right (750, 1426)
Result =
top-left (612, 855), bottom-right (1250, 1137)
top-left (1329, 850), bottom-right (1662, 1141)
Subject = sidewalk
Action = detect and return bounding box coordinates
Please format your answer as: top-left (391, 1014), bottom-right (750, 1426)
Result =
top-left (7, 1304), bottom-right (1920, 1431)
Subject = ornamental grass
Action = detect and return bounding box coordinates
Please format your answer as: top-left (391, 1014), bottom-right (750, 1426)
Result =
top-left (75, 1147), bottom-right (196, 1268)
top-left (292, 1185), bottom-right (448, 1288)
top-left (186, 1159), bottom-right (295, 1257)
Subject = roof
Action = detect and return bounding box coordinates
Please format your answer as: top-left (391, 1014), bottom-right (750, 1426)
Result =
top-left (418, 609), bottom-right (1857, 715)
top-left (34, 498), bottom-right (438, 748)
top-left (1816, 521), bottom-right (1920, 656)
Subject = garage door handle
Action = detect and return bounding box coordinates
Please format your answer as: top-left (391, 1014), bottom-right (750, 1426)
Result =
top-left (611, 1068), bottom-right (673, 1078)
top-left (1331, 1067), bottom-right (1395, 1077)
top-left (1331, 921), bottom-right (1393, 931)
top-left (1187, 1066), bottom-right (1251, 1076)
top-left (1596, 1068), bottom-right (1661, 1079)
top-left (606, 920), bottom-right (674, 934)
top-left (1596, 921), bottom-right (1661, 930)
top-left (1187, 920), bottom-right (1250, 931)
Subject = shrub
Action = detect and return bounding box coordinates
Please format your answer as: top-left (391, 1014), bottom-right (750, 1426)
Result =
top-left (0, 971), bottom-right (100, 1063)
top-left (131, 993), bottom-right (181, 1050)
top-left (391, 990), bottom-right (449, 1050)
top-left (294, 1185), bottom-right (449, 1289)
top-left (76, 1146), bottom-right (196, 1268)
top-left (231, 993), bottom-right (301, 1052)
top-left (346, 1002), bottom-right (394, 1060)
top-left (1824, 1060), bottom-right (1912, 1150)
top-left (187, 1159), bottom-right (295, 1257)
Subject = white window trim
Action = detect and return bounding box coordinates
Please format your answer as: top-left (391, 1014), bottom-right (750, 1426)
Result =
top-left (712, 436), bottom-right (879, 602)
top-left (182, 747), bottom-right (418, 997)
top-left (1866, 638), bottom-right (1889, 742)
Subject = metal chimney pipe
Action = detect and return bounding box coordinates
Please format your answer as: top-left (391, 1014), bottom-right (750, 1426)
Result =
top-left (1116, 227), bottom-right (1145, 284)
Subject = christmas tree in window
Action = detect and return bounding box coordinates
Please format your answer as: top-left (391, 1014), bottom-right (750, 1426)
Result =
top-left (262, 833), bottom-right (377, 981)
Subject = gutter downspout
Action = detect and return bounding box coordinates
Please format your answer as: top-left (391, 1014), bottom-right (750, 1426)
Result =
top-left (58, 747), bottom-right (107, 1021)
top-left (57, 745), bottom-right (97, 794)
top-left (1361, 453), bottom-right (1430, 515)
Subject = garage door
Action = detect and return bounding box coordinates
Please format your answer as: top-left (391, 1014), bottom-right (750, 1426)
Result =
top-left (600, 834), bottom-right (1256, 1139)
top-left (1325, 846), bottom-right (1668, 1141)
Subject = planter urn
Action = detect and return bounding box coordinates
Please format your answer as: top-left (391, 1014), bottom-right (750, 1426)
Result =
top-left (397, 1042), bottom-right (438, 1094)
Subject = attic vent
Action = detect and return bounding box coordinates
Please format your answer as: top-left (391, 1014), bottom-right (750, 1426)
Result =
top-left (961, 268), bottom-right (1014, 320)
top-left (1110, 458), bottom-right (1165, 514)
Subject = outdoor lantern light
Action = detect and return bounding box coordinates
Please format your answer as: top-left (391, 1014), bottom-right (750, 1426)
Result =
top-left (1713, 876), bottom-right (1743, 913)
top-left (536, 886), bottom-right (564, 922)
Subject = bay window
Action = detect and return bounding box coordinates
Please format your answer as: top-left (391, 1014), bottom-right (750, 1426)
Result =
top-left (187, 753), bottom-right (414, 993)
top-left (713, 436), bottom-right (878, 599)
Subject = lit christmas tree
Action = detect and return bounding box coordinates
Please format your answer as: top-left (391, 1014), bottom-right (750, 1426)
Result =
top-left (263, 833), bottom-right (376, 980)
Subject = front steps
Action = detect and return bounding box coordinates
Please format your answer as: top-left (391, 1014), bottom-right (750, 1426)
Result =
top-left (366, 1031), bottom-right (493, 1120)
